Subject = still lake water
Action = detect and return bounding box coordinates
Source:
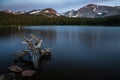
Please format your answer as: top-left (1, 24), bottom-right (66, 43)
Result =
top-left (0, 26), bottom-right (120, 79)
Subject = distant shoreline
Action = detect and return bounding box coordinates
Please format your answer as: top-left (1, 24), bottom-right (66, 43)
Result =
top-left (0, 12), bottom-right (120, 26)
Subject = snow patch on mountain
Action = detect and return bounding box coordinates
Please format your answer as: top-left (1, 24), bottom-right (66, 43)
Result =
top-left (30, 10), bottom-right (41, 14)
top-left (97, 12), bottom-right (102, 15)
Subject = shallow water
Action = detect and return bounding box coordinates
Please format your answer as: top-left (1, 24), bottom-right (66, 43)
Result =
top-left (0, 26), bottom-right (120, 79)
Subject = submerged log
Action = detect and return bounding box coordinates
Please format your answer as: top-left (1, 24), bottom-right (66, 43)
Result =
top-left (14, 50), bottom-right (30, 58)
top-left (21, 34), bottom-right (51, 68)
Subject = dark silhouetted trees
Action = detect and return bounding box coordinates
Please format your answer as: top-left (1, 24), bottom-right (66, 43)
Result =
top-left (0, 12), bottom-right (120, 26)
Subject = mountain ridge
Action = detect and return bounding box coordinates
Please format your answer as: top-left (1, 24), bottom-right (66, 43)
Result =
top-left (0, 11), bottom-right (120, 26)
top-left (0, 4), bottom-right (120, 18)
top-left (63, 4), bottom-right (120, 18)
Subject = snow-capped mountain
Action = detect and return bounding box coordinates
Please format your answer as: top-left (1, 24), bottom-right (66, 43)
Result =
top-left (15, 11), bottom-right (26, 14)
top-left (24, 9), bottom-right (42, 15)
top-left (1, 4), bottom-right (120, 18)
top-left (2, 9), bottom-right (13, 13)
top-left (2, 9), bottom-right (26, 14)
top-left (1, 8), bottom-right (61, 17)
top-left (63, 10), bottom-right (78, 17)
top-left (63, 4), bottom-right (120, 18)
top-left (24, 8), bottom-right (61, 17)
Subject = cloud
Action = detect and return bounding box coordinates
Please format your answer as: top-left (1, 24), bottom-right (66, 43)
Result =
top-left (0, 0), bottom-right (120, 12)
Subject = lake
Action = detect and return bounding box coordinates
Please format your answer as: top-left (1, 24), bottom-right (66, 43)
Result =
top-left (0, 26), bottom-right (120, 79)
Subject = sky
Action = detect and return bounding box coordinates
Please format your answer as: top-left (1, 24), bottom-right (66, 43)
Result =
top-left (0, 0), bottom-right (120, 13)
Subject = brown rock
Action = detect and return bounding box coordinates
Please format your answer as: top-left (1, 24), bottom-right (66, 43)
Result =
top-left (8, 65), bottom-right (23, 72)
top-left (22, 70), bottom-right (36, 77)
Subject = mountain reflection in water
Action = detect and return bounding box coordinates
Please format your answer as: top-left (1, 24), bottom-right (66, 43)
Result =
top-left (1, 26), bottom-right (120, 79)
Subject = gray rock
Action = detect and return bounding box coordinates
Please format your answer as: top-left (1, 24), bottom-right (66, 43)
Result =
top-left (22, 70), bottom-right (36, 77)
top-left (4, 73), bottom-right (15, 80)
top-left (8, 65), bottom-right (23, 72)
top-left (0, 75), bottom-right (4, 80)
top-left (0, 73), bottom-right (15, 80)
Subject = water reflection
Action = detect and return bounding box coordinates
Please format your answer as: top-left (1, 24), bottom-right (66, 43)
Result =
top-left (1, 26), bottom-right (120, 79)
top-left (14, 54), bottom-right (51, 70)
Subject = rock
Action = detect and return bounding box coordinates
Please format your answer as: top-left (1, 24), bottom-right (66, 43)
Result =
top-left (0, 75), bottom-right (4, 80)
top-left (0, 73), bottom-right (15, 80)
top-left (22, 70), bottom-right (36, 77)
top-left (4, 73), bottom-right (15, 80)
top-left (8, 65), bottom-right (23, 72)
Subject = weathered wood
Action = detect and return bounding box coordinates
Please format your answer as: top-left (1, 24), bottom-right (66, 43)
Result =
top-left (22, 34), bottom-right (43, 49)
top-left (31, 48), bottom-right (40, 68)
top-left (30, 34), bottom-right (43, 48)
top-left (40, 48), bottom-right (51, 56)
top-left (14, 50), bottom-right (30, 58)
top-left (22, 35), bottom-right (35, 49)
top-left (21, 34), bottom-right (43, 68)
top-left (30, 34), bottom-right (40, 43)
top-left (20, 34), bottom-right (51, 68)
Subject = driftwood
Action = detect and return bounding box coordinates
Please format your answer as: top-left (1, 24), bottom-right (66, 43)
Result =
top-left (22, 35), bottom-right (33, 45)
top-left (40, 48), bottom-right (51, 56)
top-left (14, 50), bottom-right (30, 58)
top-left (21, 34), bottom-right (51, 68)
top-left (22, 34), bottom-right (42, 49)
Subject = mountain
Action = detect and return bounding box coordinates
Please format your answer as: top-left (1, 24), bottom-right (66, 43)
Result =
top-left (1, 4), bottom-right (120, 18)
top-left (63, 4), bottom-right (120, 18)
top-left (115, 6), bottom-right (120, 9)
top-left (1, 8), bottom-right (61, 17)
top-left (24, 8), bottom-right (61, 17)
top-left (2, 9), bottom-right (26, 15)
top-left (63, 10), bottom-right (78, 17)
top-left (2, 10), bottom-right (14, 14)
top-left (25, 9), bottom-right (42, 15)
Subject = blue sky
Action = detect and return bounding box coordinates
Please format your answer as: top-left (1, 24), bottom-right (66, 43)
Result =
top-left (0, 0), bottom-right (120, 12)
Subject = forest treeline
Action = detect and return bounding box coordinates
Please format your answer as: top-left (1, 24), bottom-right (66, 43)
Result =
top-left (0, 12), bottom-right (120, 26)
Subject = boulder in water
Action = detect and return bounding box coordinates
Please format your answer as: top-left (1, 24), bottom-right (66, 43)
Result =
top-left (4, 73), bottom-right (15, 80)
top-left (22, 70), bottom-right (36, 77)
top-left (8, 65), bottom-right (23, 72)
top-left (0, 73), bottom-right (15, 80)
top-left (0, 75), bottom-right (4, 80)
